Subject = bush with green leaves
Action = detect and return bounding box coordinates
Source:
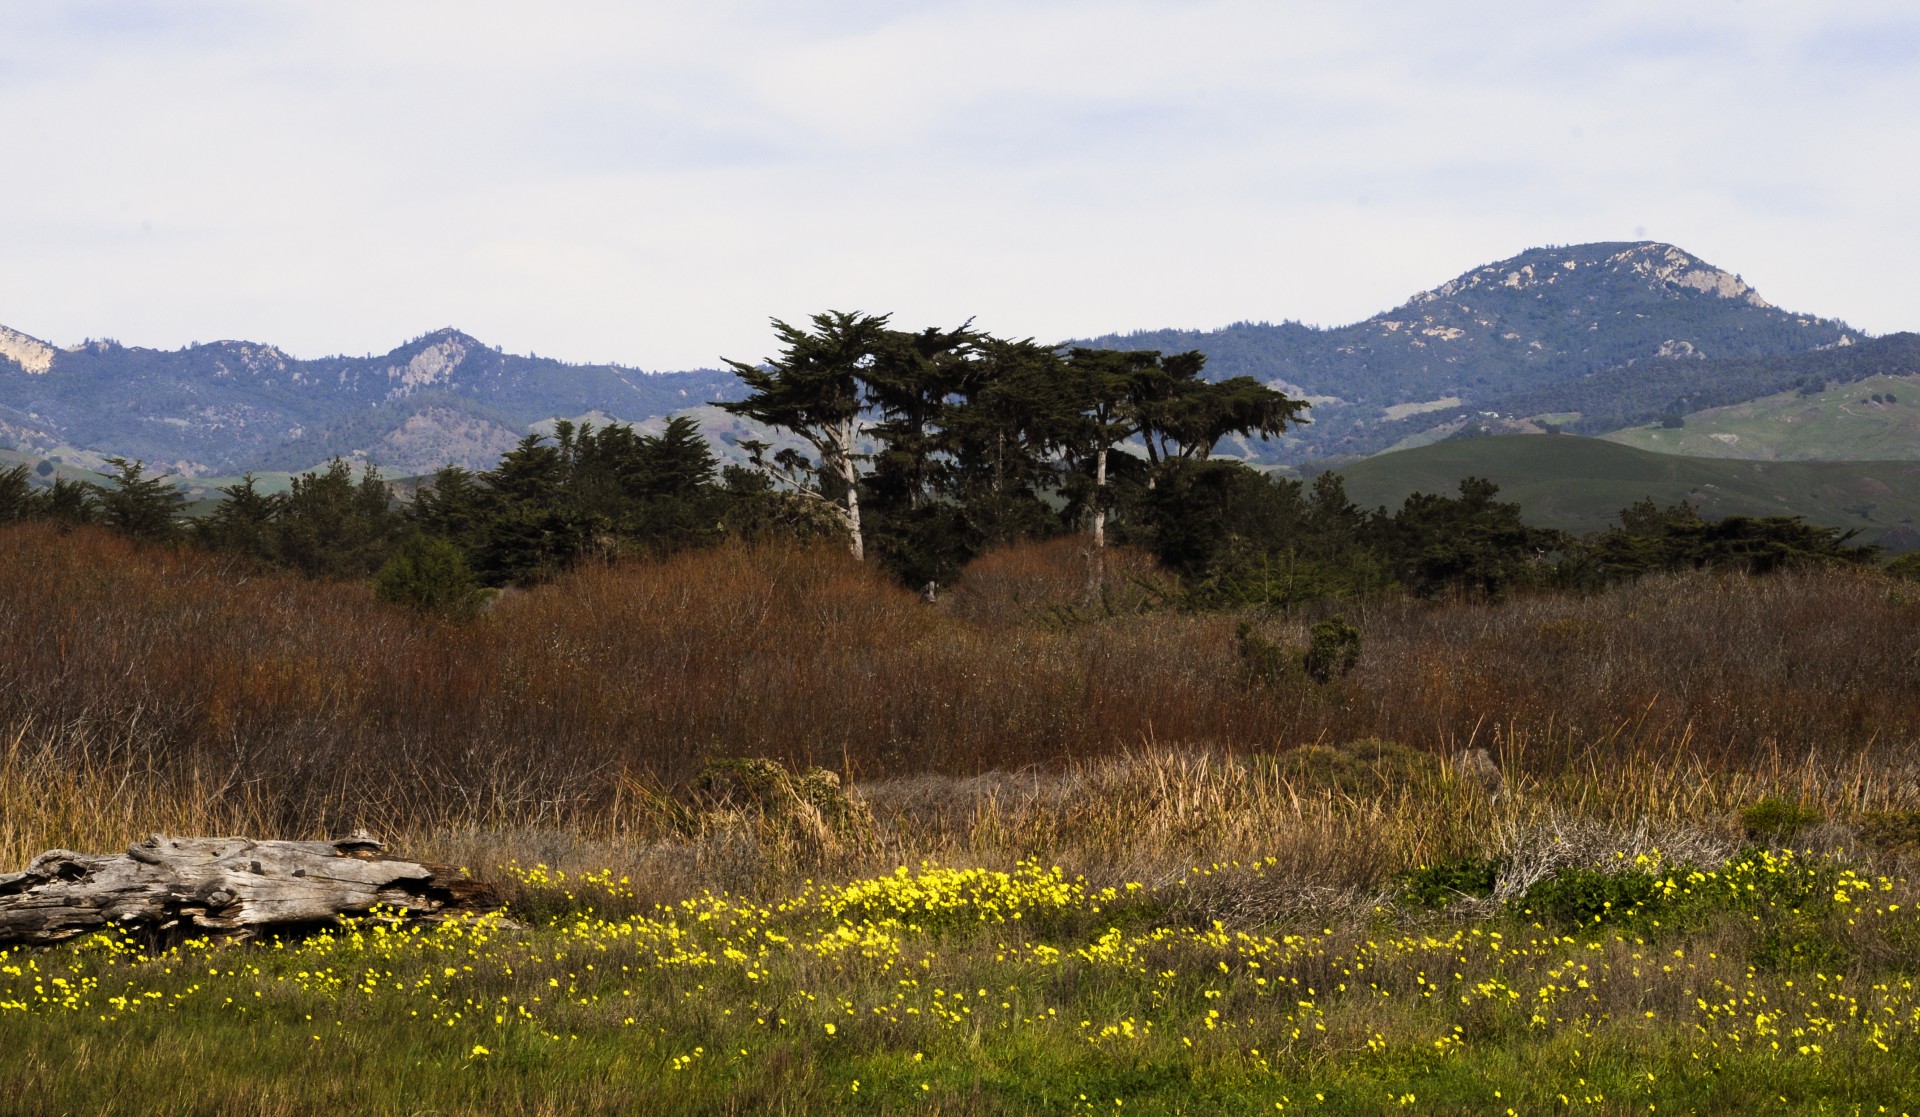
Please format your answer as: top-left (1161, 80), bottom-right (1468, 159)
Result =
top-left (1235, 615), bottom-right (1362, 688)
top-left (1515, 865), bottom-right (1663, 929)
top-left (1398, 855), bottom-right (1503, 909)
top-left (1740, 796), bottom-right (1822, 843)
top-left (1302, 615), bottom-right (1361, 684)
top-left (373, 534), bottom-right (491, 621)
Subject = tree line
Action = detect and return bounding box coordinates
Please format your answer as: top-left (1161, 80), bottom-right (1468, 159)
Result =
top-left (0, 310), bottom-right (1886, 617)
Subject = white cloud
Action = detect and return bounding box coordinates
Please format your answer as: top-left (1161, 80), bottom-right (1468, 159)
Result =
top-left (0, 0), bottom-right (1914, 368)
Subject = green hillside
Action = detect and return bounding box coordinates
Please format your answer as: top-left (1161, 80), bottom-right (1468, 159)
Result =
top-left (1602, 374), bottom-right (1920, 461)
top-left (0, 447), bottom-right (111, 487)
top-left (1335, 435), bottom-right (1920, 550)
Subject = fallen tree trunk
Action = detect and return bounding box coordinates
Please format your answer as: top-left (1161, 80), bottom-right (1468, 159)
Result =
top-left (0, 832), bottom-right (501, 947)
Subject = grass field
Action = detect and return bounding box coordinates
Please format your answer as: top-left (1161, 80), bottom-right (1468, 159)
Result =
top-left (8, 526), bottom-right (1920, 1113)
top-left (9, 839), bottom-right (1920, 1115)
top-left (1336, 434), bottom-right (1920, 548)
top-left (1603, 374), bottom-right (1920, 462)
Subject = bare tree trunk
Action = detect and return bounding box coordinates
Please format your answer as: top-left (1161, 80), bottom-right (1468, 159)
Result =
top-left (1087, 445), bottom-right (1108, 601)
top-left (841, 453), bottom-right (864, 562)
top-left (0, 833), bottom-right (499, 947)
top-left (818, 417), bottom-right (864, 562)
top-left (1092, 446), bottom-right (1108, 551)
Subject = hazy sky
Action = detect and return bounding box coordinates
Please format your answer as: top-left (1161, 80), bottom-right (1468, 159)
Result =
top-left (2, 1), bottom-right (1915, 369)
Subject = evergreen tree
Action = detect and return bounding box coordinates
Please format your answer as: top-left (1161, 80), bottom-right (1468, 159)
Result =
top-left (1055, 346), bottom-right (1158, 557)
top-left (0, 465), bottom-right (37, 523)
top-left (720, 311), bottom-right (894, 560)
top-left (940, 337), bottom-right (1071, 551)
top-left (1135, 367), bottom-right (1308, 466)
top-left (91, 457), bottom-right (185, 542)
top-left (1368, 477), bottom-right (1567, 599)
top-left (861, 323), bottom-right (981, 588)
top-left (40, 477), bottom-right (97, 526)
top-left (1589, 498), bottom-right (1876, 577)
top-left (194, 474), bottom-right (281, 563)
top-left (407, 465), bottom-right (494, 560)
top-left (271, 459), bottom-right (405, 578)
top-left (474, 434), bottom-right (577, 583)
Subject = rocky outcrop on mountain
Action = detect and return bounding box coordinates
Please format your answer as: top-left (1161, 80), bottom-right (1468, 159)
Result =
top-left (0, 325), bottom-right (55, 375)
top-left (1080, 242), bottom-right (1866, 463)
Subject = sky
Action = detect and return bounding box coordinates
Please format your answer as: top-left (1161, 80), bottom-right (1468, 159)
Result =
top-left (1, 0), bottom-right (1916, 370)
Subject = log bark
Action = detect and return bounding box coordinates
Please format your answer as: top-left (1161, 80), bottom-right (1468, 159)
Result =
top-left (0, 832), bottom-right (500, 947)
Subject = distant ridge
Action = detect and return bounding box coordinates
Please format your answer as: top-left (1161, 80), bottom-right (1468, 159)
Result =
top-left (0, 325), bottom-right (740, 476)
top-left (1080, 242), bottom-right (1864, 463)
top-left (0, 241), bottom-right (1897, 475)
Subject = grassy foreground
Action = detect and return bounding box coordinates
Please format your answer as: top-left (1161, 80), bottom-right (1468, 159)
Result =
top-left (9, 528), bottom-right (1920, 1112)
top-left (6, 836), bottom-right (1920, 1115)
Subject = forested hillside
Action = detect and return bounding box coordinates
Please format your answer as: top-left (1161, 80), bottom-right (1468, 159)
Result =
top-left (0, 326), bottom-right (738, 476)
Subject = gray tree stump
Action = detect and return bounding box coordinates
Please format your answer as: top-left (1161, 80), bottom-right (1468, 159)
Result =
top-left (0, 832), bottom-right (501, 947)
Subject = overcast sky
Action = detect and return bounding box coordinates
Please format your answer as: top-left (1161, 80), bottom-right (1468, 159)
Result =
top-left (1, 1), bottom-right (1915, 369)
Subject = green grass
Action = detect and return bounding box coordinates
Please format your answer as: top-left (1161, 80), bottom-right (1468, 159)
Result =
top-left (1602, 374), bottom-right (1920, 462)
top-left (7, 854), bottom-right (1920, 1115)
top-left (1337, 435), bottom-right (1920, 548)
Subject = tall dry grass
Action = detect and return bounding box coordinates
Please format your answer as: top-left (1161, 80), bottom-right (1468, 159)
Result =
top-left (4, 522), bottom-right (1920, 877)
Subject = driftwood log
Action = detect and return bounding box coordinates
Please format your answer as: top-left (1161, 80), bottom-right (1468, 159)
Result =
top-left (0, 832), bottom-right (501, 947)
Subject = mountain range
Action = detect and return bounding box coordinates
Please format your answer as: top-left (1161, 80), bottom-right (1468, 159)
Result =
top-left (1084, 241), bottom-right (1898, 463)
top-left (0, 325), bottom-right (740, 476)
top-left (0, 240), bottom-right (1914, 479)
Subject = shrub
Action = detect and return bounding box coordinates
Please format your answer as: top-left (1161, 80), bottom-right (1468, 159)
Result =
top-left (1302, 615), bottom-right (1361, 683)
top-left (1741, 796), bottom-right (1822, 843)
top-left (1234, 621), bottom-right (1292, 687)
top-left (374, 534), bottom-right (491, 620)
top-left (1515, 866), bottom-right (1661, 928)
top-left (688, 757), bottom-right (872, 847)
top-left (1887, 552), bottom-right (1920, 581)
top-left (1859, 809), bottom-right (1920, 853)
top-left (1235, 615), bottom-right (1361, 688)
top-left (1398, 855), bottom-right (1503, 909)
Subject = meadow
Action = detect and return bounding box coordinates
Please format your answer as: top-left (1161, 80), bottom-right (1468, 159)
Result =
top-left (1337, 435), bottom-right (1920, 548)
top-left (5, 521), bottom-right (1920, 1113)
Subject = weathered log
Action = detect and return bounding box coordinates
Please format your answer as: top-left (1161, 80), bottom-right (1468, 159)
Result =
top-left (0, 832), bottom-right (501, 947)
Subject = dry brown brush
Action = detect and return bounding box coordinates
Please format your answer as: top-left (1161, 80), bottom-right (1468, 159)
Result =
top-left (5, 523), bottom-right (1920, 887)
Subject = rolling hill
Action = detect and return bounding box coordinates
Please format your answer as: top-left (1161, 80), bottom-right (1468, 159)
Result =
top-left (1602, 374), bottom-right (1920, 461)
top-left (1334, 435), bottom-right (1920, 551)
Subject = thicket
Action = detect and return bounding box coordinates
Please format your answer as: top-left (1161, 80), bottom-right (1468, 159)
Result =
top-left (2, 521), bottom-right (1917, 854)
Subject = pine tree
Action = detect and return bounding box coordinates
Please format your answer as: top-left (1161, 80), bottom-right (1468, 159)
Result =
top-left (195, 474), bottom-right (281, 563)
top-left (0, 465), bottom-right (37, 523)
top-left (720, 311), bottom-right (894, 560)
top-left (271, 459), bottom-right (404, 578)
top-left (92, 457), bottom-right (185, 542)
